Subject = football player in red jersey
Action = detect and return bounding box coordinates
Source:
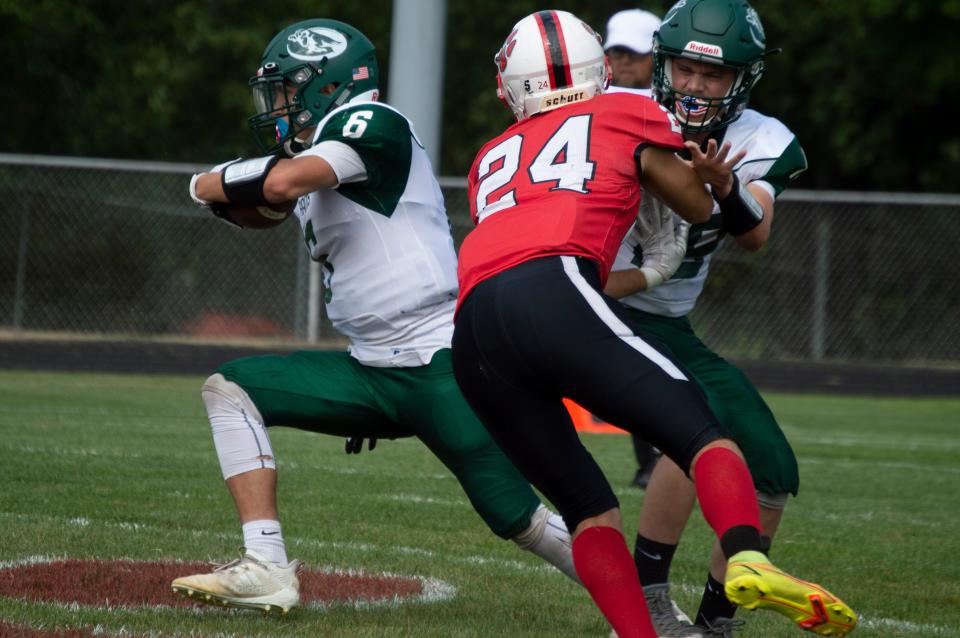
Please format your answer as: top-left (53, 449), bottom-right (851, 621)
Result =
top-left (452, 11), bottom-right (855, 638)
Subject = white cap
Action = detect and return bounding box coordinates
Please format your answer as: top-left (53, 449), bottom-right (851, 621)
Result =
top-left (604, 9), bottom-right (661, 55)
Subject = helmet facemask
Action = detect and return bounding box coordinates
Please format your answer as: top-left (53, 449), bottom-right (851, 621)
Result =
top-left (249, 63), bottom-right (320, 155)
top-left (655, 52), bottom-right (764, 134)
top-left (654, 0), bottom-right (771, 135)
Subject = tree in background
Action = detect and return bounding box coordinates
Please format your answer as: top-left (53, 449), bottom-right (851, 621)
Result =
top-left (756, 0), bottom-right (960, 191)
top-left (1, 0), bottom-right (958, 191)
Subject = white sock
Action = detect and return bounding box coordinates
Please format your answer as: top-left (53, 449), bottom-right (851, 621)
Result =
top-left (242, 519), bottom-right (288, 565)
top-left (512, 504), bottom-right (581, 584)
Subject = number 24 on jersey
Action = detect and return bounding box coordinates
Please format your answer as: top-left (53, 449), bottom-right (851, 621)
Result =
top-left (474, 114), bottom-right (596, 222)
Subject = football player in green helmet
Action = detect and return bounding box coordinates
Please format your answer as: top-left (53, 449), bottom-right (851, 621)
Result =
top-left (176, 18), bottom-right (581, 615)
top-left (652, 0), bottom-right (769, 135)
top-left (247, 19), bottom-right (380, 156)
top-left (606, 1), bottom-right (859, 636)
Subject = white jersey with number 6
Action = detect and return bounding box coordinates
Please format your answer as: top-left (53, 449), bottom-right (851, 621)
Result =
top-left (294, 101), bottom-right (458, 367)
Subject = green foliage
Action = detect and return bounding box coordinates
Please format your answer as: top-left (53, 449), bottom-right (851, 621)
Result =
top-left (0, 0), bottom-right (391, 163)
top-left (754, 1), bottom-right (960, 191)
top-left (1, 1), bottom-right (957, 190)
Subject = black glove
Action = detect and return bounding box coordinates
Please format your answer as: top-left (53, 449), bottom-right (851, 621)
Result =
top-left (345, 437), bottom-right (377, 454)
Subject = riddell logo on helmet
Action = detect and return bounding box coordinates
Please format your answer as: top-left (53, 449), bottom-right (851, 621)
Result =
top-left (684, 41), bottom-right (723, 58)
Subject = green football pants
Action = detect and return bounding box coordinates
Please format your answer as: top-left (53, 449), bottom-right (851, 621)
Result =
top-left (216, 348), bottom-right (540, 538)
top-left (622, 308), bottom-right (799, 497)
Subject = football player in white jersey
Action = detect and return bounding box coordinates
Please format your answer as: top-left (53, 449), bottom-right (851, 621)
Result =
top-left (605, 2), bottom-right (855, 637)
top-left (172, 18), bottom-right (577, 615)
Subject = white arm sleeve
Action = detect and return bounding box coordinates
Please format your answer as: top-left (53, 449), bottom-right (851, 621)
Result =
top-left (297, 140), bottom-right (368, 185)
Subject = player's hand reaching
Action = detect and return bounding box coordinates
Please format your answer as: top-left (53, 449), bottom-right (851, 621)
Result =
top-left (345, 437), bottom-right (377, 454)
top-left (684, 139), bottom-right (746, 200)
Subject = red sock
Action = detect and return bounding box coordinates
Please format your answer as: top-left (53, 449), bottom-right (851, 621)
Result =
top-left (692, 447), bottom-right (761, 537)
top-left (572, 526), bottom-right (657, 638)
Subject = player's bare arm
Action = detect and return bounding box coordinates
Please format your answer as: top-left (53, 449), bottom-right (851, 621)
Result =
top-left (733, 183), bottom-right (774, 251)
top-left (605, 269), bottom-right (649, 299)
top-left (193, 155), bottom-right (339, 204)
top-left (638, 145), bottom-right (713, 224)
top-left (266, 155), bottom-right (339, 200)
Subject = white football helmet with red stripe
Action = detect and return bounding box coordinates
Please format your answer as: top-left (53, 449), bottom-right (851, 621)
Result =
top-left (495, 10), bottom-right (610, 121)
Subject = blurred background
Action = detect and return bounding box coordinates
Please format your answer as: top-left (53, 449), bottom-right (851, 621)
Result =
top-left (1, 0), bottom-right (959, 373)
top-left (5, 0), bottom-right (960, 189)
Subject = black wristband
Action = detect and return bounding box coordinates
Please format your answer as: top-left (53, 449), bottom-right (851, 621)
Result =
top-left (220, 155), bottom-right (280, 206)
top-left (715, 173), bottom-right (764, 236)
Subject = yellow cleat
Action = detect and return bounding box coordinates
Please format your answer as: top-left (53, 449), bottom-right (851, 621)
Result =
top-left (724, 551), bottom-right (857, 637)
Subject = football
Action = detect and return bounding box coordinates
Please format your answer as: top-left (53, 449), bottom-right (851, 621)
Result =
top-left (224, 200), bottom-right (296, 229)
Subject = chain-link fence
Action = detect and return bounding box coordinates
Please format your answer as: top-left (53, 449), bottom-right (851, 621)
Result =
top-left (2, 154), bottom-right (958, 365)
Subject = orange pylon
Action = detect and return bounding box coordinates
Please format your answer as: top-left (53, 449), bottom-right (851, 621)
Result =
top-left (563, 399), bottom-right (628, 434)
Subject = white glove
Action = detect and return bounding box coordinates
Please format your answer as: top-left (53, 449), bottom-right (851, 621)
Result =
top-left (188, 158), bottom-right (241, 207)
top-left (636, 196), bottom-right (690, 290)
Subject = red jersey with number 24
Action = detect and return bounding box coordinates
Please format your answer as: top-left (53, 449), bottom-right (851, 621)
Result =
top-left (457, 92), bottom-right (684, 309)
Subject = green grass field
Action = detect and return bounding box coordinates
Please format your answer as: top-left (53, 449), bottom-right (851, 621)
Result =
top-left (1, 369), bottom-right (958, 637)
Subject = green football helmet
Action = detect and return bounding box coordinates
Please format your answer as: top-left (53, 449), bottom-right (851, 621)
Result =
top-left (653, 0), bottom-right (772, 134)
top-left (248, 19), bottom-right (379, 155)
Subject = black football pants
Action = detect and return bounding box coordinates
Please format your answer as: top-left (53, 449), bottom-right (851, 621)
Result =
top-left (452, 255), bottom-right (726, 532)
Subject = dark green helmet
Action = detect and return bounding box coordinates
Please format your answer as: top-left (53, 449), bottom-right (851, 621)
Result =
top-left (653, 0), bottom-right (770, 134)
top-left (248, 19), bottom-right (380, 154)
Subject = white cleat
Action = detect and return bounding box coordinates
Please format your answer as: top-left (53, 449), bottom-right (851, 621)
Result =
top-left (171, 548), bottom-right (301, 615)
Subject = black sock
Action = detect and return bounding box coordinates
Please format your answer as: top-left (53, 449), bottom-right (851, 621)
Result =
top-left (633, 534), bottom-right (677, 586)
top-left (759, 534), bottom-right (772, 555)
top-left (695, 573), bottom-right (737, 627)
top-left (719, 524), bottom-right (764, 558)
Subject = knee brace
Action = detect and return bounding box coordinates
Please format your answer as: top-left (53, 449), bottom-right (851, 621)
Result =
top-left (202, 373), bottom-right (276, 480)
top-left (511, 504), bottom-right (581, 584)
